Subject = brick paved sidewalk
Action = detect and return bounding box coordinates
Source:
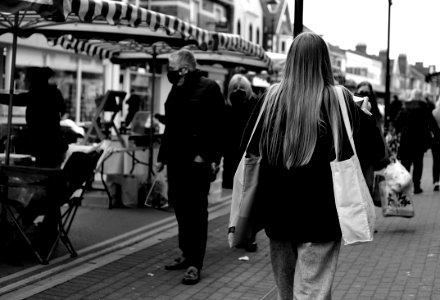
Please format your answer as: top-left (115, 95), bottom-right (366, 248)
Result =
top-left (24, 214), bottom-right (275, 300)
top-left (14, 155), bottom-right (440, 300)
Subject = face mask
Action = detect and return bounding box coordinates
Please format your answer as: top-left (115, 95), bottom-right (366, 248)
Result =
top-left (229, 89), bottom-right (247, 105)
top-left (167, 70), bottom-right (182, 85)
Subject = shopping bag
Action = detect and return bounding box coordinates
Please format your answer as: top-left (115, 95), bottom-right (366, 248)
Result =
top-left (228, 97), bottom-right (267, 248)
top-left (228, 155), bottom-right (261, 248)
top-left (383, 160), bottom-right (412, 192)
top-left (381, 181), bottom-right (414, 218)
top-left (144, 171), bottom-right (168, 209)
top-left (331, 86), bottom-right (375, 245)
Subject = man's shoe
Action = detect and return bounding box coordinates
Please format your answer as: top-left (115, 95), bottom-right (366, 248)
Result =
top-left (165, 257), bottom-right (189, 270)
top-left (434, 182), bottom-right (439, 192)
top-left (414, 186), bottom-right (423, 194)
top-left (182, 266), bottom-right (200, 285)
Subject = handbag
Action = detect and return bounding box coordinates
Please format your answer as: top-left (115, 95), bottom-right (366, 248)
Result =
top-left (228, 99), bottom-right (266, 248)
top-left (330, 86), bottom-right (376, 245)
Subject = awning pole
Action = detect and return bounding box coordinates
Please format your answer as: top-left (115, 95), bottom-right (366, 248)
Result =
top-left (5, 13), bottom-right (19, 166)
top-left (148, 45), bottom-right (157, 181)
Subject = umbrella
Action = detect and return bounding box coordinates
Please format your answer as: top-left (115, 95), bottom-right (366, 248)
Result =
top-left (0, 0), bottom-right (212, 164)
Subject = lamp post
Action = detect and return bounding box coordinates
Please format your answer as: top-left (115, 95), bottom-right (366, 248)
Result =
top-left (293, 0), bottom-right (303, 38)
top-left (384, 0), bottom-right (392, 132)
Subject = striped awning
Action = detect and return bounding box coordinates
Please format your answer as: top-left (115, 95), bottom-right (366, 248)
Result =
top-left (0, 0), bottom-right (271, 66)
top-left (0, 0), bottom-right (209, 47)
top-left (52, 33), bottom-right (272, 70)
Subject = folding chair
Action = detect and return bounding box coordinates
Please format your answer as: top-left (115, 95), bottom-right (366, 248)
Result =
top-left (61, 149), bottom-right (104, 235)
top-left (0, 165), bottom-right (76, 265)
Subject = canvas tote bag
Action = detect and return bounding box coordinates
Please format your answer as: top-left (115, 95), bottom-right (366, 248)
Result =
top-left (228, 100), bottom-right (266, 248)
top-left (330, 86), bottom-right (376, 245)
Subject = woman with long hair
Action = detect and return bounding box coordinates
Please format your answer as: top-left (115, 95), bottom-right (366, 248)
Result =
top-left (246, 32), bottom-right (385, 299)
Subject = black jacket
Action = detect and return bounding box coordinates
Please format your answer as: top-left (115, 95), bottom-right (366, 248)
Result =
top-left (246, 86), bottom-right (385, 242)
top-left (394, 100), bottom-right (440, 156)
top-left (158, 70), bottom-right (225, 165)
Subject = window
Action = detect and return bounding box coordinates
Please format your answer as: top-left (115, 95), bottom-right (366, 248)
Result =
top-left (281, 41), bottom-right (286, 52)
top-left (256, 28), bottom-right (260, 44)
top-left (249, 24), bottom-right (253, 42)
top-left (237, 20), bottom-right (241, 35)
top-left (190, 0), bottom-right (200, 26)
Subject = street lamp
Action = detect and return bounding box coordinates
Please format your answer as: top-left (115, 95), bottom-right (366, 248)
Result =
top-left (266, 0), bottom-right (279, 52)
top-left (385, 0), bottom-right (392, 132)
top-left (293, 0), bottom-right (303, 38)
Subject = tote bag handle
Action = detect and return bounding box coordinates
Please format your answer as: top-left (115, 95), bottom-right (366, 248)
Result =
top-left (334, 86), bottom-right (357, 160)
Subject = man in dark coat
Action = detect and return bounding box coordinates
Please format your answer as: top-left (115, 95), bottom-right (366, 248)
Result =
top-left (156, 49), bottom-right (225, 285)
top-left (394, 89), bottom-right (440, 194)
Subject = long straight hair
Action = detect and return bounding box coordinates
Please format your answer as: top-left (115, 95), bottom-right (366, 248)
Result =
top-left (260, 32), bottom-right (344, 168)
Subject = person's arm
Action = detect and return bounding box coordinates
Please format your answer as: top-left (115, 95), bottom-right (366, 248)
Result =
top-left (0, 92), bottom-right (28, 106)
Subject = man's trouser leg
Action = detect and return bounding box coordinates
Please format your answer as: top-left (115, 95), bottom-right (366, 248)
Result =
top-left (168, 162), bottom-right (210, 270)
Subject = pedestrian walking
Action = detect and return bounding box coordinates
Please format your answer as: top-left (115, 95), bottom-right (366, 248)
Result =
top-left (245, 32), bottom-right (385, 299)
top-left (394, 89), bottom-right (440, 194)
top-left (222, 73), bottom-right (261, 252)
top-left (222, 74), bottom-right (260, 189)
top-left (425, 93), bottom-right (440, 191)
top-left (156, 49), bottom-right (225, 285)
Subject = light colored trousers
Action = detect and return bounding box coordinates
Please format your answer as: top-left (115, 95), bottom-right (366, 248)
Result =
top-left (269, 239), bottom-right (341, 300)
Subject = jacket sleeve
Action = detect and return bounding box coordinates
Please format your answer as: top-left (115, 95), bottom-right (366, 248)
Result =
top-left (157, 93), bottom-right (172, 164)
top-left (199, 81), bottom-right (226, 164)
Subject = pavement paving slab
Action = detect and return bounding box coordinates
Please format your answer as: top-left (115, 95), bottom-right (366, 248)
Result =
top-left (2, 154), bottom-right (440, 300)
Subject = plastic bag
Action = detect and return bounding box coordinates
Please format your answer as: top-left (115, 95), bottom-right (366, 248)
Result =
top-left (381, 182), bottom-right (414, 218)
top-left (144, 171), bottom-right (168, 209)
top-left (383, 160), bottom-right (412, 192)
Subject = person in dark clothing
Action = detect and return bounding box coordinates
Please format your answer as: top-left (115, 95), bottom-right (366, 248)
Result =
top-left (0, 67), bottom-right (68, 258)
top-left (424, 93), bottom-right (440, 191)
top-left (245, 32), bottom-right (385, 299)
top-left (355, 81), bottom-right (389, 196)
top-left (222, 74), bottom-right (261, 253)
top-left (394, 89), bottom-right (440, 194)
top-left (124, 90), bottom-right (142, 126)
top-left (222, 74), bottom-right (260, 189)
top-left (389, 94), bottom-right (403, 126)
top-left (156, 49), bottom-right (225, 285)
top-left (0, 67), bottom-right (68, 167)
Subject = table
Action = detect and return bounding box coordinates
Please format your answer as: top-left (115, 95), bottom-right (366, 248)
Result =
top-left (0, 153), bottom-right (34, 166)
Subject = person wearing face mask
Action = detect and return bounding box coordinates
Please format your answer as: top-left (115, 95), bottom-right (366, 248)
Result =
top-left (156, 49), bottom-right (226, 285)
top-left (222, 74), bottom-right (260, 189)
top-left (222, 74), bottom-right (261, 253)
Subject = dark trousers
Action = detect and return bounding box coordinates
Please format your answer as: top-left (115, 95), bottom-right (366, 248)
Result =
top-left (432, 144), bottom-right (440, 183)
top-left (401, 151), bottom-right (425, 188)
top-left (167, 161), bottom-right (211, 270)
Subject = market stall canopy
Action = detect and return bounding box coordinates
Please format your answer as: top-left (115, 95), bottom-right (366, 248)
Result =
top-left (52, 34), bottom-right (272, 70)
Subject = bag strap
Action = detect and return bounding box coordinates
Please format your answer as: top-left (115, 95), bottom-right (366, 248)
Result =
top-left (245, 97), bottom-right (268, 151)
top-left (334, 86), bottom-right (357, 159)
